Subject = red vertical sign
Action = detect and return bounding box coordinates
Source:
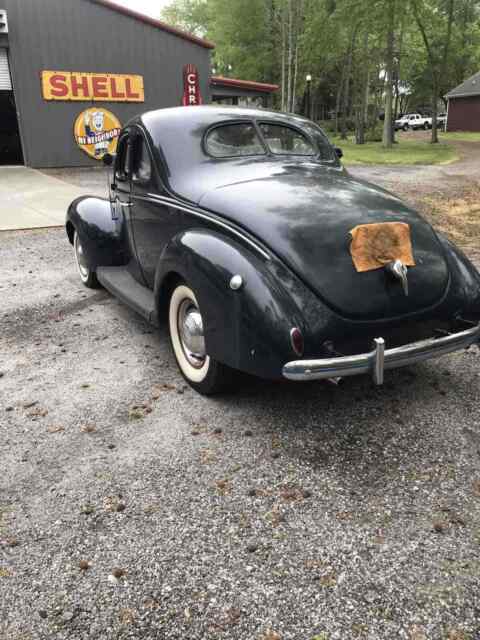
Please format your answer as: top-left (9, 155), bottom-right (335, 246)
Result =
top-left (182, 64), bottom-right (202, 106)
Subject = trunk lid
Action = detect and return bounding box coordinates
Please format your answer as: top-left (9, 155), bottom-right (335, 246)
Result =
top-left (198, 163), bottom-right (450, 320)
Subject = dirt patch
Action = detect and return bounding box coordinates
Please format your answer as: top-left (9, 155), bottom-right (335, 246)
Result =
top-left (415, 184), bottom-right (480, 257)
top-left (350, 136), bottom-right (480, 265)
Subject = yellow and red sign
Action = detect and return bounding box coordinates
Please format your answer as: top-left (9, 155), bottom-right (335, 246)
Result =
top-left (42, 71), bottom-right (144, 102)
top-left (74, 108), bottom-right (121, 160)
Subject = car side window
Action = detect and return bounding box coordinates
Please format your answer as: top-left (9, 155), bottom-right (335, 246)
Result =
top-left (259, 123), bottom-right (315, 156)
top-left (132, 137), bottom-right (152, 185)
top-left (115, 136), bottom-right (130, 183)
top-left (205, 123), bottom-right (265, 158)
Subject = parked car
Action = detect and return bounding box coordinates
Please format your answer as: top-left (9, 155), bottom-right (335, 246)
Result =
top-left (66, 106), bottom-right (480, 394)
top-left (437, 113), bottom-right (447, 129)
top-left (395, 113), bottom-right (431, 130)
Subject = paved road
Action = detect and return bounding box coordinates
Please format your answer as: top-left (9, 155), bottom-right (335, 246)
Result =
top-left (1, 228), bottom-right (480, 640)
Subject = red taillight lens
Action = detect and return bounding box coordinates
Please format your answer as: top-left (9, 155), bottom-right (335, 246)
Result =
top-left (290, 327), bottom-right (304, 357)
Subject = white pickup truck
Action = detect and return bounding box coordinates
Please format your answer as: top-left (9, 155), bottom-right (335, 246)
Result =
top-left (394, 113), bottom-right (431, 131)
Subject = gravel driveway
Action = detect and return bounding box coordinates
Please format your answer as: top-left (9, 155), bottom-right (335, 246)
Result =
top-left (349, 138), bottom-right (480, 202)
top-left (1, 228), bottom-right (480, 640)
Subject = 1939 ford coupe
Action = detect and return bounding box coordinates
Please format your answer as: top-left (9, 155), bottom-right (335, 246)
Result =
top-left (66, 106), bottom-right (480, 394)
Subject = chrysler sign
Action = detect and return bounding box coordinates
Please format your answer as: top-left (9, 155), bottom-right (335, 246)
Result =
top-left (182, 64), bottom-right (202, 106)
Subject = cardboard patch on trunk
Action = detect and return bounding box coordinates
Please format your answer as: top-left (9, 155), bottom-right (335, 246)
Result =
top-left (349, 222), bottom-right (415, 272)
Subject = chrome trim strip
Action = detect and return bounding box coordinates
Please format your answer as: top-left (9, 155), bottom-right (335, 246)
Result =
top-left (145, 193), bottom-right (271, 260)
top-left (283, 324), bottom-right (480, 384)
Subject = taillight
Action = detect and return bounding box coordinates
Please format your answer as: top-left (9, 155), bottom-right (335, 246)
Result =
top-left (290, 327), bottom-right (304, 357)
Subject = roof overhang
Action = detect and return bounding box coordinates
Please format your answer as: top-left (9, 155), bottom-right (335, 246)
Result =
top-left (446, 92), bottom-right (480, 99)
top-left (211, 76), bottom-right (279, 93)
top-left (88, 0), bottom-right (215, 50)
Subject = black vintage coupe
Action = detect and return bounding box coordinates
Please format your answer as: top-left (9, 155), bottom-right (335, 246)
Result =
top-left (66, 106), bottom-right (480, 394)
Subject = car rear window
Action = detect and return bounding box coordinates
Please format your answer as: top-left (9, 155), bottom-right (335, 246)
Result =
top-left (205, 123), bottom-right (265, 157)
top-left (259, 123), bottom-right (315, 156)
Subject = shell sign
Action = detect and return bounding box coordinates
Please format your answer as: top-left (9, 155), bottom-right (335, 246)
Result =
top-left (74, 108), bottom-right (121, 160)
top-left (42, 71), bottom-right (144, 102)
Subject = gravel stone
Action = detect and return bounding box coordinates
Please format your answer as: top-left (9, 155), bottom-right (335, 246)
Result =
top-left (1, 227), bottom-right (480, 639)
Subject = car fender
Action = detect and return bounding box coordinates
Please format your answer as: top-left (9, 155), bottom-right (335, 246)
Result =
top-left (154, 229), bottom-right (305, 378)
top-left (436, 232), bottom-right (480, 317)
top-left (65, 196), bottom-right (127, 269)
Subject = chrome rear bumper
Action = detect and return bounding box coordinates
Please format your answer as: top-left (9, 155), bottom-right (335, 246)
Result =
top-left (282, 324), bottom-right (480, 385)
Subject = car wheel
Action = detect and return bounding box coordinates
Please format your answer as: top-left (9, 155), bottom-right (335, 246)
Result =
top-left (403, 124), bottom-right (408, 131)
top-left (73, 230), bottom-right (99, 288)
top-left (168, 282), bottom-right (233, 395)
top-left (423, 122), bottom-right (428, 130)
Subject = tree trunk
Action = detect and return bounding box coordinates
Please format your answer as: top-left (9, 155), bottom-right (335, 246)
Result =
top-left (431, 78), bottom-right (439, 143)
top-left (382, 0), bottom-right (396, 148)
top-left (355, 30), bottom-right (369, 144)
top-left (341, 25), bottom-right (357, 140)
top-left (292, 34), bottom-right (299, 113)
top-left (411, 0), bottom-right (455, 144)
top-left (281, 8), bottom-right (286, 111)
top-left (334, 63), bottom-right (345, 135)
top-left (287, 0), bottom-right (293, 111)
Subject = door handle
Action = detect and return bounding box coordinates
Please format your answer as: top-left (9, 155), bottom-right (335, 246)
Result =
top-left (114, 197), bottom-right (133, 208)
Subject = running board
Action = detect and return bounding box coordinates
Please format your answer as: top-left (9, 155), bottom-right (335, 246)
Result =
top-left (96, 266), bottom-right (158, 326)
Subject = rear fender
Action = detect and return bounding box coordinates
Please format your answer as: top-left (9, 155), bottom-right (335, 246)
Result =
top-left (436, 232), bottom-right (480, 318)
top-left (66, 196), bottom-right (127, 269)
top-left (154, 230), bottom-right (304, 379)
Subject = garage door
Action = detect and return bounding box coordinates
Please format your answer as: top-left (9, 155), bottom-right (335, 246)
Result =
top-left (0, 48), bottom-right (12, 90)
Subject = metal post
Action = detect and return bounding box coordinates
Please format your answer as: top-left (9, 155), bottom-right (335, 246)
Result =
top-left (305, 74), bottom-right (312, 119)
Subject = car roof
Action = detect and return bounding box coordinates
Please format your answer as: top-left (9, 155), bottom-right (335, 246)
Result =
top-left (138, 104), bottom-right (312, 131)
top-left (131, 106), bottom-right (332, 203)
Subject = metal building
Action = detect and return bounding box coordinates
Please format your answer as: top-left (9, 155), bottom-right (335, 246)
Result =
top-left (210, 76), bottom-right (279, 108)
top-left (0, 0), bottom-right (213, 167)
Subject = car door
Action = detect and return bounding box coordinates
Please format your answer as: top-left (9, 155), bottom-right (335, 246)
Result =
top-left (129, 129), bottom-right (180, 288)
top-left (111, 132), bottom-right (146, 285)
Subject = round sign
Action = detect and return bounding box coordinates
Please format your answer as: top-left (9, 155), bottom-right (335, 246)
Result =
top-left (73, 108), bottom-right (121, 160)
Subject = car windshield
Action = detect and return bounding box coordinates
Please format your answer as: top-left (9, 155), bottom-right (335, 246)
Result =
top-left (205, 123), bottom-right (265, 158)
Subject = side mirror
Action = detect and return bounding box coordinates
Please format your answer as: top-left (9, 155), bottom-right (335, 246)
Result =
top-left (335, 146), bottom-right (343, 159)
top-left (103, 152), bottom-right (115, 166)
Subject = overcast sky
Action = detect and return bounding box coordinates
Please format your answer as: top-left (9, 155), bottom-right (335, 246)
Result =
top-left (110, 0), bottom-right (169, 19)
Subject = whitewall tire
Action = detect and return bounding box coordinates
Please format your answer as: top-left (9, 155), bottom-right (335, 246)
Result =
top-left (73, 231), bottom-right (99, 289)
top-left (168, 282), bottom-right (233, 395)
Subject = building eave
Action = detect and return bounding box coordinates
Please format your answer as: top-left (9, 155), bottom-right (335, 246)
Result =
top-left (446, 92), bottom-right (480, 99)
top-left (211, 76), bottom-right (279, 93)
top-left (88, 0), bottom-right (215, 50)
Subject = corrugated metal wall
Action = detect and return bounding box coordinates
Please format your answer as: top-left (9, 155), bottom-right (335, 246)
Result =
top-left (5, 0), bottom-right (211, 167)
top-left (0, 48), bottom-right (12, 89)
top-left (447, 96), bottom-right (480, 132)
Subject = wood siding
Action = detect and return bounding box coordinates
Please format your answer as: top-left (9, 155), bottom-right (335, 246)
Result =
top-left (447, 96), bottom-right (480, 132)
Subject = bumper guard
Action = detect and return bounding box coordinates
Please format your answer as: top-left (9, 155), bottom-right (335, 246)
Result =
top-left (282, 324), bottom-right (480, 385)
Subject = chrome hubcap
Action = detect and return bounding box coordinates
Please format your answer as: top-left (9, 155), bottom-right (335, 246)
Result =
top-left (178, 299), bottom-right (206, 368)
top-left (74, 234), bottom-right (89, 279)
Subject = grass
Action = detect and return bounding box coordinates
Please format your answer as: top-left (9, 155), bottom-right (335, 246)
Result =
top-left (439, 131), bottom-right (480, 142)
top-left (332, 136), bottom-right (459, 166)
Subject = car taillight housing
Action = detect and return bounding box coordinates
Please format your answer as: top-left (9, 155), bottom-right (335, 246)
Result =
top-left (290, 327), bottom-right (304, 357)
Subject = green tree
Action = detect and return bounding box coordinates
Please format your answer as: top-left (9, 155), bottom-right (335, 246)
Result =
top-left (411, 0), bottom-right (456, 142)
